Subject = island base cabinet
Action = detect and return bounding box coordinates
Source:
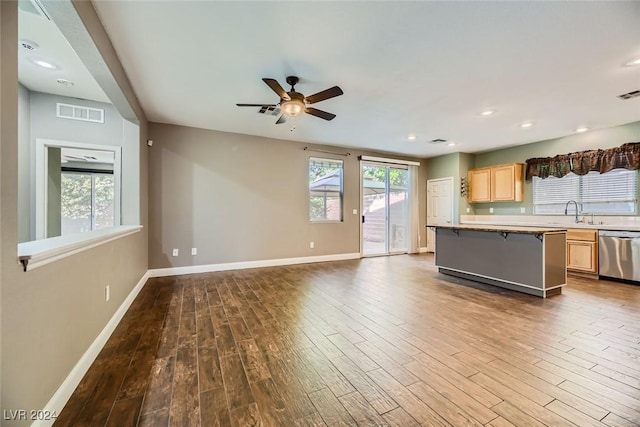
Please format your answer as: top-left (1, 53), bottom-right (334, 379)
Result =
top-left (435, 227), bottom-right (566, 298)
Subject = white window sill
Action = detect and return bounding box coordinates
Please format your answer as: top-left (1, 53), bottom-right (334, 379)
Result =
top-left (17, 225), bottom-right (143, 271)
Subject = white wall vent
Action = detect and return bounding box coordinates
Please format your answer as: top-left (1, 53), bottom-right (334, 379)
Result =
top-left (56, 103), bottom-right (105, 124)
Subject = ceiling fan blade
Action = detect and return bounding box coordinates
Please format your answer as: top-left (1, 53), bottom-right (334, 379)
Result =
top-left (236, 103), bottom-right (277, 107)
top-left (275, 114), bottom-right (287, 124)
top-left (262, 78), bottom-right (290, 100)
top-left (305, 107), bottom-right (336, 121)
top-left (305, 86), bottom-right (343, 104)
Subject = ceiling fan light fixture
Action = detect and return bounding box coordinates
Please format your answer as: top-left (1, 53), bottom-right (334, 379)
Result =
top-left (280, 99), bottom-right (305, 116)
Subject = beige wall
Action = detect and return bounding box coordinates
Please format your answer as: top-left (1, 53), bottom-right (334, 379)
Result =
top-left (148, 123), bottom-right (428, 268)
top-left (0, 1), bottom-right (148, 424)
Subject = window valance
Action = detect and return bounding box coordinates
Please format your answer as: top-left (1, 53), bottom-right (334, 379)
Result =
top-left (525, 142), bottom-right (640, 180)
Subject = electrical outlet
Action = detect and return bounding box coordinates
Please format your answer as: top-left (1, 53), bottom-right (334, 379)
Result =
top-left (489, 207), bottom-right (494, 214)
top-left (172, 248), bottom-right (179, 256)
top-left (466, 207), bottom-right (470, 213)
top-left (105, 286), bottom-right (110, 302)
top-left (191, 247), bottom-right (197, 256)
top-left (310, 242), bottom-right (315, 249)
top-left (520, 207), bottom-right (526, 213)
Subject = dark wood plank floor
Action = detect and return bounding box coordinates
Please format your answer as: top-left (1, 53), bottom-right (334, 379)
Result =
top-left (54, 254), bottom-right (640, 426)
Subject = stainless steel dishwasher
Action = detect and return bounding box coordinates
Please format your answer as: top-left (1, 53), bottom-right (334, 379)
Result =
top-left (599, 230), bottom-right (640, 282)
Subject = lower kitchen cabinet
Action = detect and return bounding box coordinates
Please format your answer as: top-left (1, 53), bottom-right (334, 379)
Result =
top-left (566, 229), bottom-right (598, 274)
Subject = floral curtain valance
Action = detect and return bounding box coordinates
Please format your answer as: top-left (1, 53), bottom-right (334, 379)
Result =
top-left (525, 142), bottom-right (640, 180)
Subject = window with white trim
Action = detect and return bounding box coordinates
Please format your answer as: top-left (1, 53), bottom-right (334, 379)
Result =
top-left (533, 169), bottom-right (638, 215)
top-left (309, 157), bottom-right (343, 222)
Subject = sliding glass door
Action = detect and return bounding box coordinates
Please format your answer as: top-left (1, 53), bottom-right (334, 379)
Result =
top-left (361, 162), bottom-right (409, 256)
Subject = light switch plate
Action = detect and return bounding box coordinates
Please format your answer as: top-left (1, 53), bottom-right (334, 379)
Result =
top-left (191, 248), bottom-right (197, 255)
top-left (520, 207), bottom-right (526, 213)
top-left (352, 209), bottom-right (358, 215)
top-left (172, 248), bottom-right (179, 256)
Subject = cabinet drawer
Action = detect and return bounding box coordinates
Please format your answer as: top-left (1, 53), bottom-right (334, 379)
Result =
top-left (567, 229), bottom-right (597, 242)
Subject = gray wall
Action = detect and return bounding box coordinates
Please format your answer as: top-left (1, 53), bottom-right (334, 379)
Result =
top-left (426, 152), bottom-right (475, 218)
top-left (23, 91), bottom-right (129, 240)
top-left (17, 84), bottom-right (30, 242)
top-left (46, 147), bottom-right (61, 237)
top-left (1, 1), bottom-right (149, 424)
top-left (148, 123), bottom-right (428, 268)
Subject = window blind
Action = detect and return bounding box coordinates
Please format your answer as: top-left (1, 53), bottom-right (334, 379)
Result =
top-left (533, 169), bottom-right (638, 215)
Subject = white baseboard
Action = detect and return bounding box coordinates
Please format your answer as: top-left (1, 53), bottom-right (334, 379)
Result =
top-left (148, 252), bottom-right (362, 278)
top-left (419, 246), bottom-right (429, 253)
top-left (32, 270), bottom-right (151, 427)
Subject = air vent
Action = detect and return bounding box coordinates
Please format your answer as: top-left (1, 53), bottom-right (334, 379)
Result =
top-left (258, 105), bottom-right (281, 116)
top-left (19, 39), bottom-right (39, 52)
top-left (618, 90), bottom-right (640, 100)
top-left (428, 138), bottom-right (447, 144)
top-left (56, 103), bottom-right (105, 123)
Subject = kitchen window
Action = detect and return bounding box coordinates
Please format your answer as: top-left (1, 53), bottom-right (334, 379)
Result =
top-left (533, 169), bottom-right (638, 215)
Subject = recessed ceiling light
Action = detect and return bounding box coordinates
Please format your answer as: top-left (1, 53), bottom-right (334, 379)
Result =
top-left (520, 122), bottom-right (534, 128)
top-left (575, 127), bottom-right (589, 133)
top-left (625, 57), bottom-right (640, 67)
top-left (29, 57), bottom-right (58, 69)
top-left (447, 142), bottom-right (456, 147)
top-left (480, 109), bottom-right (496, 116)
top-left (407, 135), bottom-right (417, 141)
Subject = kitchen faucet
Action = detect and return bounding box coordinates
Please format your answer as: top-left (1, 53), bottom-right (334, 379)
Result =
top-left (564, 200), bottom-right (579, 223)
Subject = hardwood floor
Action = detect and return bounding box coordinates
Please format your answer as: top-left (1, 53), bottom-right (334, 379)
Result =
top-left (54, 254), bottom-right (640, 426)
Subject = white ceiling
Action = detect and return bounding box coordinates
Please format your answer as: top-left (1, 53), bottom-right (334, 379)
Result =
top-left (18, 3), bottom-right (110, 104)
top-left (42, 1), bottom-right (640, 157)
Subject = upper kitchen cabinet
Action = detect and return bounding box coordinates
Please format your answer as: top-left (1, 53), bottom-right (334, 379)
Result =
top-left (468, 163), bottom-right (524, 203)
top-left (468, 168), bottom-right (491, 202)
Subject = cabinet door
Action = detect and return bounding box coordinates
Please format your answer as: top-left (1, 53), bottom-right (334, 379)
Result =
top-left (567, 240), bottom-right (598, 273)
top-left (468, 168), bottom-right (491, 203)
top-left (491, 164), bottom-right (516, 201)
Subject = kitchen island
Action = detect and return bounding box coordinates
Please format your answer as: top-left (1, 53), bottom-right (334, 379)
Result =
top-left (431, 224), bottom-right (567, 297)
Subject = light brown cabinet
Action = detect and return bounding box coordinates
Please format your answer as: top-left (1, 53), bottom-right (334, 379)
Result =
top-left (468, 168), bottom-right (491, 202)
top-left (566, 229), bottom-right (598, 274)
top-left (467, 163), bottom-right (524, 203)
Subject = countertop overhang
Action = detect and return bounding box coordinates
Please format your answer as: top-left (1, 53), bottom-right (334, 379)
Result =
top-left (460, 220), bottom-right (640, 232)
top-left (428, 224), bottom-right (566, 234)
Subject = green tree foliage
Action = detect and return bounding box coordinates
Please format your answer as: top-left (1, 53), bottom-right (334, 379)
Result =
top-left (61, 173), bottom-right (114, 229)
top-left (363, 166), bottom-right (407, 187)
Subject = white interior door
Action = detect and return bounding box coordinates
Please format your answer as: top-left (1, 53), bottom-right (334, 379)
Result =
top-left (426, 177), bottom-right (454, 252)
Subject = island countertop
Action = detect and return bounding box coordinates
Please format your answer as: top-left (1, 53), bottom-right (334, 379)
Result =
top-left (428, 224), bottom-right (567, 234)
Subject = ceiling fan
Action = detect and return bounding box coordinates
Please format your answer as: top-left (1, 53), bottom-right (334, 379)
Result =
top-left (237, 76), bottom-right (343, 124)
